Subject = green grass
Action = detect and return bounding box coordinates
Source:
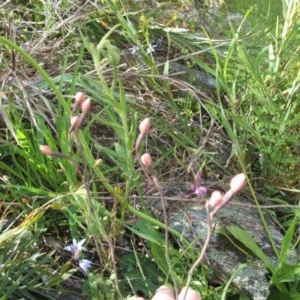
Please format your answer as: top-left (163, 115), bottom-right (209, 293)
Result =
top-left (0, 0), bottom-right (300, 299)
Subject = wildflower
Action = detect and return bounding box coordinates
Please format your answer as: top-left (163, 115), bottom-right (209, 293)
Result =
top-left (190, 173), bottom-right (207, 198)
top-left (64, 238), bottom-right (87, 260)
top-left (79, 259), bottom-right (92, 273)
top-left (129, 46), bottom-right (139, 54)
top-left (157, 37), bottom-right (164, 45)
top-left (191, 185), bottom-right (208, 198)
top-left (129, 44), bottom-right (157, 55)
top-left (146, 44), bottom-right (157, 54)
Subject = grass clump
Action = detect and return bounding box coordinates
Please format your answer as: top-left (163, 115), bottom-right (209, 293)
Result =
top-left (1, 0), bottom-right (300, 299)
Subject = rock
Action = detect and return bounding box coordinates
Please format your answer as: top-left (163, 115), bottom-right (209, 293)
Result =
top-left (163, 62), bottom-right (216, 90)
top-left (168, 202), bottom-right (296, 300)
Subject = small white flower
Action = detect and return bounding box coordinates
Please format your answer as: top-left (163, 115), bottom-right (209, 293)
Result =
top-left (79, 259), bottom-right (92, 273)
top-left (146, 44), bottom-right (157, 54)
top-left (129, 46), bottom-right (139, 54)
top-left (64, 238), bottom-right (87, 260)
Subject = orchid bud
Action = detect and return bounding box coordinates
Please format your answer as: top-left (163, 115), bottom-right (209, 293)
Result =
top-left (69, 116), bottom-right (80, 134)
top-left (81, 98), bottom-right (91, 115)
top-left (75, 91), bottom-right (85, 105)
top-left (207, 191), bottom-right (223, 209)
top-left (72, 92), bottom-right (85, 113)
top-left (141, 153), bottom-right (152, 168)
top-left (230, 173), bottom-right (246, 194)
top-left (152, 285), bottom-right (174, 300)
top-left (139, 117), bottom-right (151, 135)
top-left (39, 145), bottom-right (54, 156)
top-left (39, 145), bottom-right (69, 159)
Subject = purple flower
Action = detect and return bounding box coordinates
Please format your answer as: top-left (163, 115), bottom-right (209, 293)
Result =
top-left (190, 172), bottom-right (207, 198)
top-left (79, 259), bottom-right (92, 273)
top-left (194, 186), bottom-right (208, 197)
top-left (64, 239), bottom-right (87, 260)
top-left (157, 37), bottom-right (164, 45)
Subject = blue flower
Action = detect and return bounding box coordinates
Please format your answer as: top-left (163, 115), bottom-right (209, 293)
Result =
top-left (146, 44), bottom-right (157, 54)
top-left (64, 238), bottom-right (87, 260)
top-left (79, 259), bottom-right (92, 273)
top-left (129, 46), bottom-right (139, 54)
top-left (129, 44), bottom-right (157, 55)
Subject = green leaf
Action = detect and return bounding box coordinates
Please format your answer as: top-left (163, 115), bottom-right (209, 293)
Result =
top-left (126, 218), bottom-right (163, 244)
top-left (278, 219), bottom-right (296, 265)
top-left (150, 242), bottom-right (169, 276)
top-left (271, 264), bottom-right (300, 284)
top-left (226, 225), bottom-right (274, 272)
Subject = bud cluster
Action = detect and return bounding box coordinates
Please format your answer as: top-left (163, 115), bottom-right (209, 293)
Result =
top-left (69, 91), bottom-right (91, 135)
top-left (40, 92), bottom-right (92, 158)
top-left (206, 173), bottom-right (246, 216)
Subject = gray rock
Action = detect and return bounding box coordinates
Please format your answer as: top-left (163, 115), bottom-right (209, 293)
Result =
top-left (169, 202), bottom-right (296, 300)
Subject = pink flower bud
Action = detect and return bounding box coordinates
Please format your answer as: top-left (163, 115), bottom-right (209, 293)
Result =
top-left (141, 153), bottom-right (152, 168)
top-left (39, 145), bottom-right (54, 156)
top-left (230, 173), bottom-right (246, 194)
top-left (207, 191), bottom-right (223, 208)
top-left (75, 91), bottom-right (85, 105)
top-left (69, 116), bottom-right (80, 134)
top-left (39, 145), bottom-right (69, 159)
top-left (81, 98), bottom-right (91, 115)
top-left (72, 92), bottom-right (85, 113)
top-left (139, 118), bottom-right (151, 135)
